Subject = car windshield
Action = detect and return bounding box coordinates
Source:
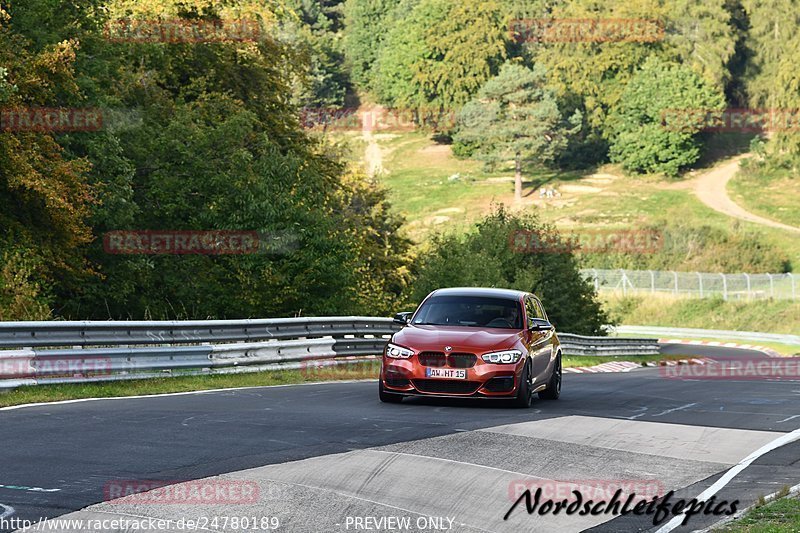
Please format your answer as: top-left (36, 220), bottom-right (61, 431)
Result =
top-left (412, 295), bottom-right (523, 329)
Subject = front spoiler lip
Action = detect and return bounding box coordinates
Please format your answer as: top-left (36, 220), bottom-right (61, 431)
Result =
top-left (383, 390), bottom-right (514, 400)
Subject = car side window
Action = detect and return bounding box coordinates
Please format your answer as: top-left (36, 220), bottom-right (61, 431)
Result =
top-left (524, 297), bottom-right (537, 327)
top-left (534, 299), bottom-right (548, 321)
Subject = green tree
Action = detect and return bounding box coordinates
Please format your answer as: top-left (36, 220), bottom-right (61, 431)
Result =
top-left (4, 0), bottom-right (413, 320)
top-left (0, 16), bottom-right (94, 319)
top-left (343, 0), bottom-right (401, 92)
top-left (527, 0), bottom-right (666, 137)
top-left (608, 57), bottom-right (725, 176)
top-left (663, 0), bottom-right (738, 91)
top-left (284, 0), bottom-right (351, 107)
top-left (454, 63), bottom-right (580, 202)
top-left (375, 0), bottom-right (507, 115)
top-left (742, 0), bottom-right (800, 161)
top-left (410, 207), bottom-right (610, 335)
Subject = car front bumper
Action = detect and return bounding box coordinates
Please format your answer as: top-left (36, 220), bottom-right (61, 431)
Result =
top-left (381, 356), bottom-right (525, 398)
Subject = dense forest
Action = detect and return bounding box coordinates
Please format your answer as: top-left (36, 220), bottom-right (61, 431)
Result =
top-left (1, 0), bottom-right (797, 332)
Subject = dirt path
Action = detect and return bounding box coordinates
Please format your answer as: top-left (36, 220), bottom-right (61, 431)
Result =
top-left (694, 155), bottom-right (800, 233)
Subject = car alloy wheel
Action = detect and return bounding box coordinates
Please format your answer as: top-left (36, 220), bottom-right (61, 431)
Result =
top-left (539, 353), bottom-right (561, 400)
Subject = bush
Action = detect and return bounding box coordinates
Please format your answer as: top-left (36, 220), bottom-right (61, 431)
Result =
top-left (409, 207), bottom-right (610, 335)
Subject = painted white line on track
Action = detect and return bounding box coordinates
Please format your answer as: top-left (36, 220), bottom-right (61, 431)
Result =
top-left (0, 503), bottom-right (14, 520)
top-left (777, 414), bottom-right (800, 424)
top-left (0, 379), bottom-right (378, 412)
top-left (656, 425), bottom-right (800, 533)
top-left (652, 403), bottom-right (698, 417)
top-left (0, 483), bottom-right (60, 493)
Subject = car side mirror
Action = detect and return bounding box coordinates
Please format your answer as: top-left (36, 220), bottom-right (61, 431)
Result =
top-left (393, 312), bottom-right (413, 326)
top-left (528, 318), bottom-right (553, 331)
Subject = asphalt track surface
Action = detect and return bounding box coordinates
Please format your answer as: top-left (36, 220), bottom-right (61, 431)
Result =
top-left (2, 344), bottom-right (800, 533)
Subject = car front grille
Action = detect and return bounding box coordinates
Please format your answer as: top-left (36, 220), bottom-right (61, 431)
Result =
top-left (448, 353), bottom-right (477, 368)
top-left (412, 379), bottom-right (481, 395)
top-left (418, 352), bottom-right (447, 367)
top-left (417, 352), bottom-right (477, 368)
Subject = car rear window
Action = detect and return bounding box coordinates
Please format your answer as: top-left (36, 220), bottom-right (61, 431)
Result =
top-left (412, 295), bottom-right (523, 329)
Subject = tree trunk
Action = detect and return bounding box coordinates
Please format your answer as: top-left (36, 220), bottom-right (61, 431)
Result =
top-left (514, 153), bottom-right (523, 203)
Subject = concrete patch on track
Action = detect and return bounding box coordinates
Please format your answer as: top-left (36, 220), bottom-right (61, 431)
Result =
top-left (484, 416), bottom-right (781, 464)
top-left (28, 415), bottom-right (785, 533)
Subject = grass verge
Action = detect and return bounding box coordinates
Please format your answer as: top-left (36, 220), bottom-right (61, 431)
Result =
top-left (603, 294), bottom-right (800, 338)
top-left (717, 493), bottom-right (800, 532)
top-left (729, 161), bottom-right (800, 229)
top-left (0, 355), bottom-right (686, 408)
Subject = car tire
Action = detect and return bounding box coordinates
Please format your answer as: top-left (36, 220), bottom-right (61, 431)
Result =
top-left (379, 379), bottom-right (403, 403)
top-left (513, 359), bottom-right (533, 408)
top-left (538, 353), bottom-right (561, 400)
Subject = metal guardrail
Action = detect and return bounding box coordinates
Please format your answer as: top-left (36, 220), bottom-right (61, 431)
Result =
top-left (0, 318), bottom-right (661, 389)
top-left (0, 317), bottom-right (397, 348)
top-left (559, 333), bottom-right (661, 357)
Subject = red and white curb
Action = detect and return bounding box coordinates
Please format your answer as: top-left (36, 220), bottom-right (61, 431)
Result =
top-left (564, 361), bottom-right (641, 374)
top-left (565, 358), bottom-right (715, 374)
top-left (658, 339), bottom-right (783, 358)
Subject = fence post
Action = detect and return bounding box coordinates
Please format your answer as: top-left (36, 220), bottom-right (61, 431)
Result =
top-left (791, 273), bottom-right (796, 301)
top-left (649, 270), bottom-right (655, 294)
top-left (768, 273), bottom-right (774, 298)
top-left (721, 273), bottom-right (727, 301)
top-left (591, 268), bottom-right (599, 292)
top-left (697, 272), bottom-right (703, 298)
top-left (672, 271), bottom-right (678, 295)
top-left (744, 273), bottom-right (751, 300)
top-left (620, 269), bottom-right (627, 297)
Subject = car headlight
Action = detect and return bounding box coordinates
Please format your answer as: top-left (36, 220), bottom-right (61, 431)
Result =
top-left (481, 350), bottom-right (523, 364)
top-left (386, 343), bottom-right (414, 359)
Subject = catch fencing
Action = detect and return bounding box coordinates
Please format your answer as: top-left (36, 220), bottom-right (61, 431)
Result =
top-left (582, 269), bottom-right (798, 300)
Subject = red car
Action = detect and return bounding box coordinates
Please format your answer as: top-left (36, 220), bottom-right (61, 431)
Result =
top-left (379, 287), bottom-right (562, 407)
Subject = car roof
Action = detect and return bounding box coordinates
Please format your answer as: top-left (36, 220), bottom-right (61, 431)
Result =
top-left (428, 287), bottom-right (530, 301)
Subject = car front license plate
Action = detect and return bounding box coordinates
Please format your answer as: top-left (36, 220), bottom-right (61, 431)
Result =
top-left (425, 368), bottom-right (466, 379)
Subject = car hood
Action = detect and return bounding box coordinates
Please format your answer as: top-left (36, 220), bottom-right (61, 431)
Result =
top-left (391, 325), bottom-right (522, 353)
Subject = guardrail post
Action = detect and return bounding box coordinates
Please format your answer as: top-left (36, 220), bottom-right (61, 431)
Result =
top-left (768, 273), bottom-right (774, 298)
top-left (649, 270), bottom-right (655, 294)
top-left (721, 273), bottom-right (727, 301)
top-left (697, 272), bottom-right (703, 298)
top-left (744, 273), bottom-right (751, 300)
top-left (791, 273), bottom-right (797, 301)
top-left (672, 271), bottom-right (678, 296)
